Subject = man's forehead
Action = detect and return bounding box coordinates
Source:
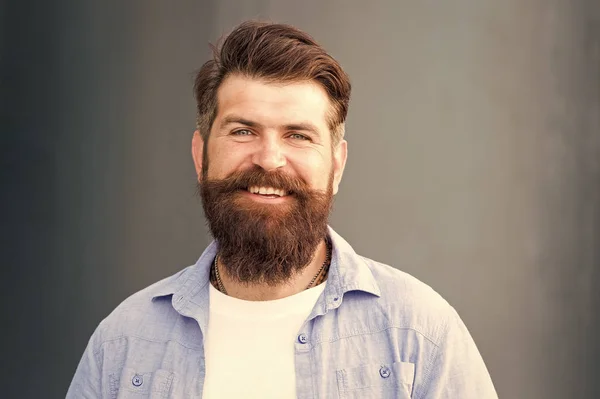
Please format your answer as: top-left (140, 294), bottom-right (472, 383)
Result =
top-left (217, 75), bottom-right (330, 109)
top-left (215, 75), bottom-right (332, 128)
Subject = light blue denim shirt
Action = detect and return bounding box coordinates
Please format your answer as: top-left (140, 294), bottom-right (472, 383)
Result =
top-left (67, 227), bottom-right (497, 398)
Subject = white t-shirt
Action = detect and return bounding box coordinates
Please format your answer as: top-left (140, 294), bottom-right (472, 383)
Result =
top-left (202, 282), bottom-right (326, 399)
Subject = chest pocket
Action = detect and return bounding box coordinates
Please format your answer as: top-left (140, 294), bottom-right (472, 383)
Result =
top-left (336, 361), bottom-right (415, 399)
top-left (109, 368), bottom-right (175, 399)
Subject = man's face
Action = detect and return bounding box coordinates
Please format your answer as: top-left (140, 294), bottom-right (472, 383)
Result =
top-left (191, 75), bottom-right (347, 284)
top-left (194, 74), bottom-right (346, 197)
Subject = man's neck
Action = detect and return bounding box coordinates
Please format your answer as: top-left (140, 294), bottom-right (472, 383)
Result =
top-left (214, 239), bottom-right (329, 301)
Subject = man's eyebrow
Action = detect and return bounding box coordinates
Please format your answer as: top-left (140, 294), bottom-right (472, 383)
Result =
top-left (220, 115), bottom-right (263, 129)
top-left (284, 123), bottom-right (320, 135)
top-left (220, 115), bottom-right (321, 136)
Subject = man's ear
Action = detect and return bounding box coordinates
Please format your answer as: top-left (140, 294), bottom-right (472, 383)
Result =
top-left (332, 139), bottom-right (348, 195)
top-left (191, 130), bottom-right (204, 181)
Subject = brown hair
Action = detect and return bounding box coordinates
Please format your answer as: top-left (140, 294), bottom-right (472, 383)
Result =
top-left (193, 21), bottom-right (351, 147)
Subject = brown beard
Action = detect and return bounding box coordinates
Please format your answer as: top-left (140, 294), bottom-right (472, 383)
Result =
top-left (199, 165), bottom-right (333, 286)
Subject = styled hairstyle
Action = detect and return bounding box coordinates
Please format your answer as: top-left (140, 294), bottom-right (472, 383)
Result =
top-left (193, 21), bottom-right (351, 147)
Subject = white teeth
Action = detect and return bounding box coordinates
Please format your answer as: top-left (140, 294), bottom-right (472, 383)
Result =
top-left (247, 186), bottom-right (286, 196)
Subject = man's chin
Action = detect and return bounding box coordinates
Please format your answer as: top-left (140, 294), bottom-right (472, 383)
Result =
top-left (236, 210), bottom-right (295, 233)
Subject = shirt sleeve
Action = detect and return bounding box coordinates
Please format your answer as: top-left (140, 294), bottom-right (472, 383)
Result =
top-left (415, 308), bottom-right (498, 399)
top-left (66, 327), bottom-right (103, 398)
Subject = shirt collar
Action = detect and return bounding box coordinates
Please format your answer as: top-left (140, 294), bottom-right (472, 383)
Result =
top-left (151, 226), bottom-right (381, 308)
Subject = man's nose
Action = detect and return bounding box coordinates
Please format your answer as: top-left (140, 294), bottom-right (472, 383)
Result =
top-left (251, 137), bottom-right (287, 171)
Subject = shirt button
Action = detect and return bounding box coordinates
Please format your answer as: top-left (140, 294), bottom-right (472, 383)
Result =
top-left (298, 333), bottom-right (308, 344)
top-left (132, 374), bottom-right (143, 387)
top-left (379, 366), bottom-right (391, 378)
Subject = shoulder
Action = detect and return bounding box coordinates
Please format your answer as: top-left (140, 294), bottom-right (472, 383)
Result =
top-left (348, 255), bottom-right (460, 346)
top-left (91, 265), bottom-right (194, 346)
top-left (365, 256), bottom-right (450, 310)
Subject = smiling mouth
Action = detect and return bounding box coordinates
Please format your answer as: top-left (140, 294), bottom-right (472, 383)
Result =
top-left (246, 185), bottom-right (291, 198)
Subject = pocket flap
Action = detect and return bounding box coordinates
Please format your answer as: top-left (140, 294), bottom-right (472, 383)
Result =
top-left (110, 367), bottom-right (174, 398)
top-left (337, 361), bottom-right (415, 391)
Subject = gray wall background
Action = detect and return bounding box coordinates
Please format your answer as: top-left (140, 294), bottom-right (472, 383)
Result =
top-left (2, 0), bottom-right (599, 398)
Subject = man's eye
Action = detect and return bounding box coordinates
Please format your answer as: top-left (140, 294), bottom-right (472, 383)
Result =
top-left (289, 133), bottom-right (310, 141)
top-left (233, 129), bottom-right (253, 136)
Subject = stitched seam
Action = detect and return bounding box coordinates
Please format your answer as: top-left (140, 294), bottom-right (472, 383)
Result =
top-left (412, 317), bottom-right (451, 399)
top-left (313, 325), bottom-right (441, 348)
top-left (342, 383), bottom-right (402, 391)
top-left (108, 373), bottom-right (119, 399)
top-left (335, 369), bottom-right (346, 395)
top-left (161, 372), bottom-right (174, 397)
top-left (93, 348), bottom-right (102, 375)
top-left (154, 372), bottom-right (174, 396)
top-left (309, 343), bottom-right (316, 399)
top-left (413, 342), bottom-right (441, 399)
top-left (93, 335), bottom-right (202, 358)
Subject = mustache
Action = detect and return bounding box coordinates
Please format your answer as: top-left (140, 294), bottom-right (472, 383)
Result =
top-left (201, 166), bottom-right (316, 198)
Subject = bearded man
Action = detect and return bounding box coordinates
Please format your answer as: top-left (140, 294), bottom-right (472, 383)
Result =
top-left (67, 21), bottom-right (498, 398)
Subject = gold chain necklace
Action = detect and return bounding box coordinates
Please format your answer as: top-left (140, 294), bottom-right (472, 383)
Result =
top-left (213, 238), bottom-right (332, 295)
